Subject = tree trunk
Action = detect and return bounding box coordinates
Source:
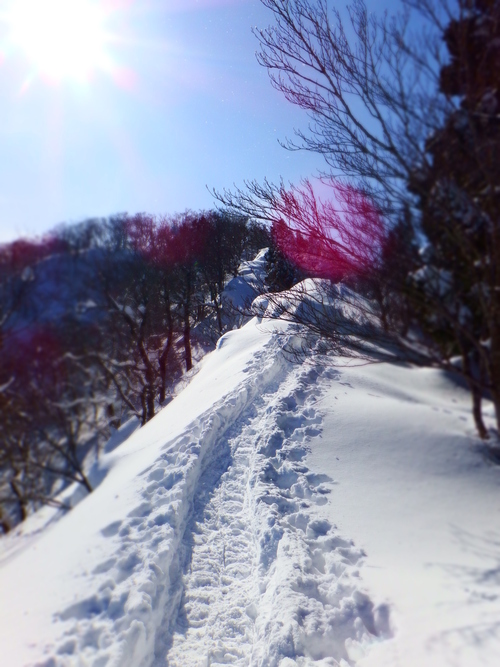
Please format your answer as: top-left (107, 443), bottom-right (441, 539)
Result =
top-left (489, 282), bottom-right (500, 433)
top-left (159, 296), bottom-right (174, 404)
top-left (461, 349), bottom-right (488, 439)
top-left (137, 321), bottom-right (156, 423)
top-left (78, 471), bottom-right (93, 494)
top-left (146, 387), bottom-right (155, 423)
top-left (159, 336), bottom-right (173, 404)
top-left (183, 315), bottom-right (192, 371)
top-left (141, 388), bottom-right (148, 427)
top-left (66, 440), bottom-right (94, 494)
top-left (10, 479), bottom-right (28, 521)
top-left (490, 381), bottom-right (500, 435)
top-left (472, 385), bottom-right (488, 440)
top-left (183, 273), bottom-right (193, 372)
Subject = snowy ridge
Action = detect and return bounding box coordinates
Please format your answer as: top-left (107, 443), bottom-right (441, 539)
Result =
top-left (26, 327), bottom-right (386, 667)
top-left (4, 296), bottom-right (497, 666)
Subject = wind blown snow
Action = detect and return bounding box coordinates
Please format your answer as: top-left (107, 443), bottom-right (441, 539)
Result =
top-left (0, 267), bottom-right (499, 667)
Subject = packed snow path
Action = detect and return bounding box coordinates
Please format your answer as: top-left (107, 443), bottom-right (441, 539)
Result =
top-left (156, 345), bottom-right (385, 666)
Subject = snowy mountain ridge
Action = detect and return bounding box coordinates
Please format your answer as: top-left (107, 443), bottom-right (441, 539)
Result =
top-left (1, 269), bottom-right (500, 667)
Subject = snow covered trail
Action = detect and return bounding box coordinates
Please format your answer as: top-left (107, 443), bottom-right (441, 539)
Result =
top-left (0, 320), bottom-right (386, 667)
top-left (159, 358), bottom-right (386, 666)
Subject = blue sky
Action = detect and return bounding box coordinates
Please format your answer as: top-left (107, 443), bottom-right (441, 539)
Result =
top-left (0, 0), bottom-right (393, 242)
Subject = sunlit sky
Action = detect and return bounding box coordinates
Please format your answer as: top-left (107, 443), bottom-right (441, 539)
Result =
top-left (0, 0), bottom-right (393, 242)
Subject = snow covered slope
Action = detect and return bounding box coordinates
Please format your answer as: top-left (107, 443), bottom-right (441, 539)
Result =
top-left (0, 312), bottom-right (499, 667)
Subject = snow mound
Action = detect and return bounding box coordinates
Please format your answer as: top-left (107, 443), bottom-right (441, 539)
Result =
top-left (252, 279), bottom-right (369, 326)
top-left (222, 247), bottom-right (268, 312)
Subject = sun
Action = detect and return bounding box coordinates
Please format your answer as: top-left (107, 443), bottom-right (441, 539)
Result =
top-left (8, 0), bottom-right (108, 82)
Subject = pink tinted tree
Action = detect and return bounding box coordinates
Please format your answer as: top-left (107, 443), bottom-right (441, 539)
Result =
top-left (217, 178), bottom-right (427, 364)
top-left (269, 180), bottom-right (386, 282)
top-left (157, 213), bottom-right (210, 371)
top-left (125, 214), bottom-right (182, 403)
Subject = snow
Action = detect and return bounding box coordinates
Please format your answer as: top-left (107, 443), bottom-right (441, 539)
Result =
top-left (222, 248), bottom-right (268, 313)
top-left (307, 362), bottom-right (500, 667)
top-left (1, 272), bottom-right (500, 666)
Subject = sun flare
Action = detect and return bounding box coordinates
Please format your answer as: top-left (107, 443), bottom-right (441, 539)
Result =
top-left (8, 0), bottom-right (108, 82)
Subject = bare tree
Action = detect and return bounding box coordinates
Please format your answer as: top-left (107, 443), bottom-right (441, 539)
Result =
top-left (0, 324), bottom-right (108, 526)
top-left (235, 179), bottom-right (427, 362)
top-left (246, 1), bottom-right (453, 215)
top-left (214, 0), bottom-right (500, 439)
top-left (86, 218), bottom-right (173, 425)
top-left (0, 209), bottom-right (257, 527)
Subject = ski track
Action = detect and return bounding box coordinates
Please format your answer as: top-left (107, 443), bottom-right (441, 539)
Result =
top-left (33, 337), bottom-right (389, 667)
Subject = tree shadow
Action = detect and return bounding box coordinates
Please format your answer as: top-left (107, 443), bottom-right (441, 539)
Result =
top-left (427, 525), bottom-right (500, 662)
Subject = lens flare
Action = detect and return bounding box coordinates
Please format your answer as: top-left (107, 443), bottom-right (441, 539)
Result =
top-left (8, 0), bottom-right (108, 82)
